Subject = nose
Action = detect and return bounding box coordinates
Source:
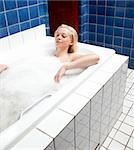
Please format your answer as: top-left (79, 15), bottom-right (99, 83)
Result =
top-left (57, 35), bottom-right (62, 40)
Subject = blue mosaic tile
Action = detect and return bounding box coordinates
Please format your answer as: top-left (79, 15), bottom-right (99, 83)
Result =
top-left (0, 0), bottom-right (49, 38)
top-left (115, 18), bottom-right (124, 27)
top-left (97, 7), bottom-right (105, 15)
top-left (89, 1), bottom-right (96, 5)
top-left (105, 26), bottom-right (113, 35)
top-left (0, 13), bottom-right (6, 28)
top-left (116, 0), bottom-right (125, 7)
top-left (89, 24), bottom-right (96, 32)
top-left (17, 0), bottom-right (28, 8)
top-left (20, 21), bottom-right (30, 31)
top-left (129, 58), bottom-right (134, 69)
top-left (97, 25), bottom-right (104, 34)
top-left (89, 6), bottom-right (96, 14)
top-left (124, 19), bottom-right (134, 29)
top-left (31, 18), bottom-right (39, 27)
top-left (114, 46), bottom-right (122, 54)
top-left (105, 35), bottom-right (112, 45)
top-left (89, 15), bottom-right (96, 23)
top-left (106, 7), bottom-right (115, 16)
top-left (126, 8), bottom-right (134, 18)
top-left (123, 29), bottom-right (133, 39)
top-left (6, 10), bottom-right (18, 26)
top-left (98, 0), bottom-right (105, 6)
top-left (131, 50), bottom-right (134, 58)
top-left (9, 24), bottom-right (20, 35)
top-left (97, 16), bottom-right (105, 25)
top-left (0, 27), bottom-right (8, 38)
top-left (4, 0), bottom-right (16, 10)
top-left (126, 1), bottom-right (134, 8)
top-left (18, 8), bottom-right (29, 22)
top-left (114, 28), bottom-right (123, 37)
top-left (106, 17), bottom-right (114, 26)
top-left (28, 0), bottom-right (37, 5)
top-left (123, 39), bottom-right (132, 48)
top-left (97, 34), bottom-right (104, 43)
top-left (0, 0), bottom-right (4, 12)
top-left (29, 6), bottom-right (39, 19)
top-left (89, 32), bottom-right (95, 41)
top-left (114, 37), bottom-right (122, 46)
top-left (39, 4), bottom-right (48, 16)
top-left (107, 0), bottom-right (115, 6)
top-left (122, 47), bottom-right (131, 56)
top-left (115, 8), bottom-right (124, 17)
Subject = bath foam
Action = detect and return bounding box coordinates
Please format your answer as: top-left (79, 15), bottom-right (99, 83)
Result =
top-left (0, 54), bottom-right (83, 132)
top-left (0, 55), bottom-right (61, 132)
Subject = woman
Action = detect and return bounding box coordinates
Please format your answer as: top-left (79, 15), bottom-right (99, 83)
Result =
top-left (0, 64), bottom-right (8, 73)
top-left (54, 24), bottom-right (100, 82)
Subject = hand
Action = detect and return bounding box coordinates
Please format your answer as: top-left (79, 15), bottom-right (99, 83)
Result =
top-left (54, 65), bottom-right (66, 83)
top-left (0, 64), bottom-right (8, 73)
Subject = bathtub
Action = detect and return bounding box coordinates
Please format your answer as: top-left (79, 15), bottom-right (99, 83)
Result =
top-left (0, 24), bottom-right (128, 150)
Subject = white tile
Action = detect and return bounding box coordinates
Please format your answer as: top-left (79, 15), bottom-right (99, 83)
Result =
top-left (127, 70), bottom-right (131, 77)
top-left (119, 113), bottom-right (126, 122)
top-left (123, 106), bottom-right (130, 114)
top-left (108, 128), bottom-right (117, 138)
top-left (108, 139), bottom-right (125, 150)
top-left (128, 108), bottom-right (134, 118)
top-left (119, 123), bottom-right (133, 136)
top-left (132, 131), bottom-right (134, 138)
top-left (102, 137), bottom-right (112, 148)
top-left (75, 81), bottom-right (102, 99)
top-left (88, 70), bottom-right (112, 85)
top-left (37, 109), bottom-right (74, 138)
top-left (127, 137), bottom-right (134, 149)
top-left (99, 146), bottom-right (107, 150)
top-left (123, 100), bottom-right (133, 108)
top-left (125, 147), bottom-right (133, 150)
top-left (125, 94), bottom-right (134, 103)
top-left (58, 93), bottom-right (89, 116)
top-left (128, 90), bottom-right (134, 96)
top-left (11, 129), bottom-right (53, 150)
top-left (114, 121), bottom-right (122, 129)
top-left (114, 131), bottom-right (130, 145)
top-left (126, 82), bottom-right (133, 89)
top-left (124, 116), bottom-right (134, 127)
top-left (125, 87), bottom-right (130, 93)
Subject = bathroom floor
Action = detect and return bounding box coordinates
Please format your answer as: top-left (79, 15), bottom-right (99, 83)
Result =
top-left (100, 69), bottom-right (134, 150)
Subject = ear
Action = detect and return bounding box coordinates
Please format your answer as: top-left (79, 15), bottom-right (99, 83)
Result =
top-left (69, 36), bottom-right (73, 45)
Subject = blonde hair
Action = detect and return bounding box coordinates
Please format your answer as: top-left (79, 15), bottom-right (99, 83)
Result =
top-left (54, 24), bottom-right (78, 53)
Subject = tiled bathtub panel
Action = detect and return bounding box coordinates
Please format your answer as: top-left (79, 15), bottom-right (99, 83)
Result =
top-left (75, 101), bottom-right (90, 150)
top-left (100, 78), bottom-right (113, 144)
top-left (89, 89), bottom-right (103, 150)
top-left (54, 119), bottom-right (75, 150)
top-left (45, 141), bottom-right (55, 150)
top-left (109, 68), bottom-right (121, 125)
top-left (11, 129), bottom-right (54, 150)
top-left (118, 62), bottom-right (128, 109)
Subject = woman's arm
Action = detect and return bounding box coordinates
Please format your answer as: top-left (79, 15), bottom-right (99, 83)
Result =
top-left (0, 64), bottom-right (8, 73)
top-left (54, 53), bottom-right (100, 82)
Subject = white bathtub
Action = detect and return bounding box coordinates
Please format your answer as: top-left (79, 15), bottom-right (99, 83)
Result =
top-left (0, 25), bottom-right (128, 150)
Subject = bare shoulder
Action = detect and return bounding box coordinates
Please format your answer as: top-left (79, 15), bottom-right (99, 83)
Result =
top-left (69, 52), bottom-right (99, 61)
top-left (69, 53), bottom-right (83, 61)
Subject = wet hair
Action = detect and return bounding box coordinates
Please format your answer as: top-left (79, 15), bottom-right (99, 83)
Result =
top-left (54, 24), bottom-right (78, 53)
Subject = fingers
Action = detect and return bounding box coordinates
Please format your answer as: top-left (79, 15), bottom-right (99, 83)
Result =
top-left (0, 64), bottom-right (8, 73)
top-left (54, 72), bottom-right (62, 83)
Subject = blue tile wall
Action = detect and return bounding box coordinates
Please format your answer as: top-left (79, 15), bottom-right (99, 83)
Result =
top-left (0, 0), bottom-right (50, 38)
top-left (79, 0), bottom-right (134, 69)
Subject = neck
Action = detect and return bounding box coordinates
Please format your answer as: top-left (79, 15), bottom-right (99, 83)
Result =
top-left (55, 48), bottom-right (68, 57)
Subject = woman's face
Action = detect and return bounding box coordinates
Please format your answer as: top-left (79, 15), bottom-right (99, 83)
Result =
top-left (55, 28), bottom-right (73, 50)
